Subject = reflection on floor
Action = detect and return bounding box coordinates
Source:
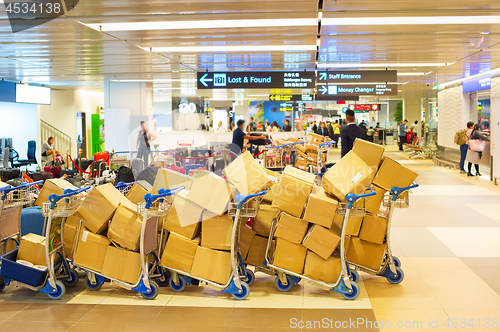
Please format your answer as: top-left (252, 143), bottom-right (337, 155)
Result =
top-left (1, 146), bottom-right (500, 332)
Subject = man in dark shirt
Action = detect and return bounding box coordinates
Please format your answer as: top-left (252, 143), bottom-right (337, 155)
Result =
top-left (340, 110), bottom-right (365, 157)
top-left (247, 117), bottom-right (257, 132)
top-left (232, 120), bottom-right (266, 154)
top-left (311, 121), bottom-right (318, 133)
top-left (283, 119), bottom-right (292, 132)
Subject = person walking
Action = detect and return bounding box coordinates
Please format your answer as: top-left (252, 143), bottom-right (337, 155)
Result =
top-left (317, 122), bottom-right (329, 137)
top-left (333, 120), bottom-right (341, 148)
top-left (231, 119), bottom-right (267, 154)
top-left (399, 120), bottom-right (408, 151)
top-left (466, 124), bottom-right (489, 177)
top-left (458, 122), bottom-right (474, 174)
top-left (311, 121), bottom-right (318, 133)
top-left (327, 122), bottom-right (335, 140)
top-left (340, 110), bottom-right (365, 157)
top-left (136, 121), bottom-right (157, 165)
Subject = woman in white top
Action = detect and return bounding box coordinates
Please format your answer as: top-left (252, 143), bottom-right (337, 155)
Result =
top-left (41, 137), bottom-right (60, 161)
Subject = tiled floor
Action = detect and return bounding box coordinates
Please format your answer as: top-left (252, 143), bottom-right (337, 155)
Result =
top-left (1, 146), bottom-right (500, 331)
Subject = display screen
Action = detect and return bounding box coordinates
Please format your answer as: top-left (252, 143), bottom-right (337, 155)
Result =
top-left (0, 81), bottom-right (16, 103)
top-left (16, 84), bottom-right (51, 104)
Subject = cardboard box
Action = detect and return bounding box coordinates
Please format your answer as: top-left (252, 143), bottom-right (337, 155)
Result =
top-left (152, 168), bottom-right (194, 195)
top-left (66, 212), bottom-right (84, 228)
top-left (160, 232), bottom-right (200, 273)
top-left (359, 214), bottom-right (388, 245)
top-left (333, 211), bottom-right (364, 237)
top-left (17, 233), bottom-right (47, 266)
top-left (305, 144), bottom-right (318, 151)
top-left (252, 204), bottom-right (280, 237)
top-left (73, 228), bottom-right (111, 272)
top-left (302, 225), bottom-right (341, 260)
top-left (240, 225), bottom-right (256, 260)
top-left (63, 223), bottom-right (78, 259)
top-left (126, 181), bottom-right (152, 204)
top-left (223, 151), bottom-right (273, 195)
top-left (303, 251), bottom-right (342, 284)
top-left (297, 150), bottom-right (307, 159)
top-left (296, 165), bottom-right (308, 171)
top-left (373, 157), bottom-right (419, 192)
top-left (190, 246), bottom-right (232, 285)
top-left (296, 144), bottom-right (307, 153)
top-left (187, 171), bottom-right (235, 216)
top-left (274, 212), bottom-right (309, 244)
top-left (0, 206), bottom-right (21, 242)
top-left (201, 214), bottom-right (233, 250)
top-left (297, 155), bottom-right (307, 164)
top-left (262, 168), bottom-right (281, 203)
top-left (288, 137), bottom-right (302, 143)
top-left (77, 183), bottom-right (130, 234)
top-left (365, 185), bottom-right (387, 215)
top-left (161, 190), bottom-right (202, 239)
top-left (0, 181), bottom-right (10, 188)
top-left (35, 179), bottom-right (77, 207)
top-left (352, 139), bottom-right (385, 171)
top-left (307, 133), bottom-right (325, 144)
top-left (347, 237), bottom-right (386, 270)
top-left (245, 235), bottom-right (269, 267)
top-left (101, 246), bottom-right (142, 284)
top-left (272, 238), bottom-right (307, 274)
top-left (303, 186), bottom-right (338, 228)
top-left (322, 151), bottom-right (375, 202)
top-left (108, 201), bottom-right (142, 251)
top-left (272, 166), bottom-right (316, 218)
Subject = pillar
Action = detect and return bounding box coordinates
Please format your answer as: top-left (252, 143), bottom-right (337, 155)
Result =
top-left (104, 82), bottom-right (154, 116)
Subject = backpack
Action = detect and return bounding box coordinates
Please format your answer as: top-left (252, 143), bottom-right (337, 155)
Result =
top-left (114, 166), bottom-right (135, 185)
top-left (454, 129), bottom-right (468, 146)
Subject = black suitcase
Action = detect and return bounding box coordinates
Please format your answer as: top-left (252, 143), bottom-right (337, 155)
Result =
top-left (28, 172), bottom-right (54, 182)
top-left (91, 160), bottom-right (107, 178)
top-left (73, 158), bottom-right (92, 172)
top-left (114, 166), bottom-right (135, 185)
top-left (175, 147), bottom-right (189, 158)
top-left (131, 158), bottom-right (145, 177)
top-left (249, 133), bottom-right (271, 146)
top-left (0, 169), bottom-right (21, 182)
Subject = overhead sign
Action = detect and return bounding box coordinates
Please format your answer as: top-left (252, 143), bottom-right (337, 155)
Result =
top-left (269, 94), bottom-right (314, 102)
top-left (349, 104), bottom-right (381, 112)
top-left (0, 81), bottom-right (16, 103)
top-left (317, 70), bottom-right (397, 83)
top-left (197, 71), bottom-right (315, 89)
top-left (317, 84), bottom-right (398, 97)
top-left (16, 84), bottom-right (51, 105)
top-left (462, 76), bottom-right (491, 93)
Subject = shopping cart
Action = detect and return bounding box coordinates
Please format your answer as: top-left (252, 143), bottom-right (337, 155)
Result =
top-left (0, 186), bottom-right (89, 299)
top-left (0, 181), bottom-right (42, 255)
top-left (163, 190), bottom-right (267, 300)
top-left (83, 186), bottom-right (184, 300)
top-left (348, 183), bottom-right (419, 285)
top-left (115, 181), bottom-right (135, 196)
top-left (263, 189), bottom-right (377, 300)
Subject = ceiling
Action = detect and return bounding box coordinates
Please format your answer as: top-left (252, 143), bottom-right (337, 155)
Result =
top-left (1, 0), bottom-right (500, 102)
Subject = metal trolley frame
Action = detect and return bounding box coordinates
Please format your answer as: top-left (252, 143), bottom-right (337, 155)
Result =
top-left (0, 186), bottom-right (89, 299)
top-left (82, 187), bottom-right (183, 300)
top-left (163, 190), bottom-right (268, 300)
top-left (348, 183), bottom-right (419, 285)
top-left (115, 181), bottom-right (136, 196)
top-left (262, 189), bottom-right (377, 300)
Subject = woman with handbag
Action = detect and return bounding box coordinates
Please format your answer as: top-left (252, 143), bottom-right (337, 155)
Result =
top-left (466, 124), bottom-right (489, 177)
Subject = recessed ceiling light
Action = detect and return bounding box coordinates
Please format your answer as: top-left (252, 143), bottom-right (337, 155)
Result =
top-left (397, 72), bottom-right (426, 76)
top-left (318, 63), bottom-right (448, 68)
top-left (145, 45), bottom-right (317, 53)
top-left (321, 16), bottom-right (500, 26)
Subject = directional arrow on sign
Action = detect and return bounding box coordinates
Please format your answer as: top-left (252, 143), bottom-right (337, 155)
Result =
top-left (319, 72), bottom-right (327, 81)
top-left (320, 86), bottom-right (328, 95)
top-left (199, 74), bottom-right (213, 87)
top-left (269, 95), bottom-right (276, 101)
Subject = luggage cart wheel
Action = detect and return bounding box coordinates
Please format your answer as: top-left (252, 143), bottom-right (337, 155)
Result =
top-left (85, 276), bottom-right (103, 291)
top-left (47, 281), bottom-right (66, 300)
top-left (231, 281), bottom-right (250, 300)
top-left (0, 277), bottom-right (5, 292)
top-left (387, 267), bottom-right (404, 285)
top-left (274, 275), bottom-right (293, 292)
top-left (155, 270), bottom-right (170, 287)
top-left (392, 256), bottom-right (402, 268)
top-left (243, 269), bottom-right (255, 286)
top-left (63, 269), bottom-right (80, 287)
top-left (349, 269), bottom-right (359, 283)
top-left (169, 275), bottom-right (187, 292)
top-left (341, 281), bottom-right (359, 300)
top-left (141, 280), bottom-right (159, 300)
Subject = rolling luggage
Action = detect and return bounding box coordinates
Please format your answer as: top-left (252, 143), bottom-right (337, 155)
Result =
top-left (44, 165), bottom-right (61, 178)
top-left (135, 166), bottom-right (160, 186)
top-left (91, 160), bottom-right (107, 178)
top-left (0, 169), bottom-right (21, 182)
top-left (249, 133), bottom-right (272, 146)
top-left (28, 172), bottom-right (53, 182)
top-left (166, 164), bottom-right (186, 174)
top-left (94, 152), bottom-right (110, 166)
top-left (20, 206), bottom-right (45, 237)
top-left (131, 158), bottom-right (145, 176)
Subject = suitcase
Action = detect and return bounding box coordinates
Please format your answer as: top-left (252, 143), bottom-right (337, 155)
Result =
top-left (44, 166), bottom-right (61, 178)
top-left (166, 164), bottom-right (186, 174)
top-left (0, 169), bottom-right (21, 182)
top-left (73, 158), bottom-right (92, 172)
top-left (94, 152), bottom-right (110, 166)
top-left (190, 149), bottom-right (210, 158)
top-left (91, 160), bottom-right (107, 178)
top-left (175, 147), bottom-right (189, 158)
top-left (28, 171), bottom-right (54, 182)
top-left (20, 206), bottom-right (45, 237)
top-left (60, 169), bottom-right (77, 178)
top-left (131, 158), bottom-right (145, 176)
top-left (249, 133), bottom-right (271, 146)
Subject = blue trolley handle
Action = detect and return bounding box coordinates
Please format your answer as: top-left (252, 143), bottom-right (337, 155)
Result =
top-left (391, 182), bottom-right (419, 196)
top-left (115, 181), bottom-right (135, 189)
top-left (345, 187), bottom-right (377, 205)
top-left (47, 186), bottom-right (91, 208)
top-left (0, 180), bottom-right (44, 194)
top-left (145, 185), bottom-right (186, 209)
top-left (235, 190), bottom-right (268, 209)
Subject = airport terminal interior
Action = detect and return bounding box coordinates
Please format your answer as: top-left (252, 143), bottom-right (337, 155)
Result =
top-left (1, 1), bottom-right (500, 331)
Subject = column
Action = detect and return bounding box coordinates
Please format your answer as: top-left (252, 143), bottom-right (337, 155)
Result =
top-left (104, 82), bottom-right (154, 116)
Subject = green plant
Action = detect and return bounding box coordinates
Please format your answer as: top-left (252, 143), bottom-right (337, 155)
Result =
top-left (254, 102), bottom-right (264, 123)
top-left (394, 102), bottom-right (403, 122)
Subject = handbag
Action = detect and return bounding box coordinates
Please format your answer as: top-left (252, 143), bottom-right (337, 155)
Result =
top-left (468, 139), bottom-right (485, 152)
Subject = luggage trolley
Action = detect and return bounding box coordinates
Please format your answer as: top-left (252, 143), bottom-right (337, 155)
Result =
top-left (0, 186), bottom-right (89, 299)
top-left (263, 189), bottom-right (377, 300)
top-left (164, 190), bottom-right (268, 300)
top-left (348, 183), bottom-right (419, 285)
top-left (0, 181), bottom-right (42, 255)
top-left (83, 186), bottom-right (183, 300)
top-left (115, 181), bottom-right (135, 196)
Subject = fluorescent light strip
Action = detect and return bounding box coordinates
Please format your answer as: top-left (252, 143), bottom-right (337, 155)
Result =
top-left (321, 16), bottom-right (500, 26)
top-left (397, 72), bottom-right (426, 76)
top-left (315, 82), bottom-right (403, 85)
top-left (435, 67), bottom-right (500, 90)
top-left (111, 79), bottom-right (196, 83)
top-left (83, 18), bottom-right (318, 32)
top-left (318, 63), bottom-right (447, 68)
top-left (146, 45), bottom-right (317, 53)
